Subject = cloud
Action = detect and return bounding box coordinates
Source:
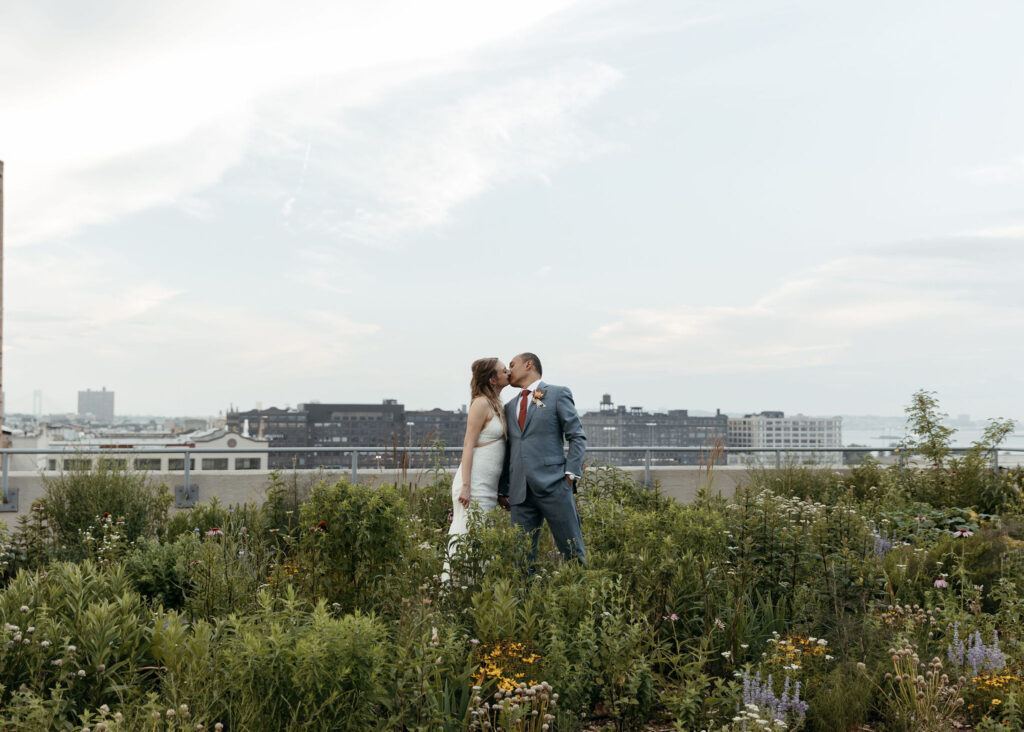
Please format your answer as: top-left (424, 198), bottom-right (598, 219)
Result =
top-left (590, 235), bottom-right (1024, 374)
top-left (0, 0), bottom-right (599, 247)
top-left (298, 61), bottom-right (623, 245)
top-left (964, 156), bottom-right (1024, 185)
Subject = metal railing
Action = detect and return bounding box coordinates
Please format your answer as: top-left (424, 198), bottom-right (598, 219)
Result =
top-left (3, 444), bottom-right (1023, 510)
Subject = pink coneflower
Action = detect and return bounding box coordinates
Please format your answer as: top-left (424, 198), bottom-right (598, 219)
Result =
top-left (205, 527), bottom-right (224, 536)
top-left (664, 613), bottom-right (680, 621)
top-left (934, 577), bottom-right (948, 588)
top-left (952, 529), bottom-right (974, 538)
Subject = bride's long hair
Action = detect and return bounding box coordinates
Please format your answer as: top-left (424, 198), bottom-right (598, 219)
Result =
top-left (470, 357), bottom-right (507, 437)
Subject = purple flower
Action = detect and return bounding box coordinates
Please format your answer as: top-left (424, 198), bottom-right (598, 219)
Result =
top-left (952, 529), bottom-right (974, 538)
top-left (740, 671), bottom-right (807, 723)
top-left (947, 622), bottom-right (1005, 677)
top-left (205, 527), bottom-right (224, 536)
top-left (934, 577), bottom-right (948, 588)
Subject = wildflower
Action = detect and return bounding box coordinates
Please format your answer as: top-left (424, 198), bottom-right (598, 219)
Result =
top-left (952, 529), bottom-right (974, 538)
top-left (77, 669), bottom-right (86, 677)
top-left (934, 577), bottom-right (949, 588)
top-left (99, 705), bottom-right (110, 714)
top-left (205, 527), bottom-right (224, 536)
top-left (722, 651), bottom-right (732, 659)
top-left (915, 515), bottom-right (926, 521)
top-left (665, 613), bottom-right (679, 621)
top-left (19, 605), bottom-right (28, 613)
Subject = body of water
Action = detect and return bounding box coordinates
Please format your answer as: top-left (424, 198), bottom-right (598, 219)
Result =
top-left (843, 426), bottom-right (1024, 450)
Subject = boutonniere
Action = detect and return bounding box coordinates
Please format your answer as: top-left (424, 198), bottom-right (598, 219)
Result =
top-left (532, 389), bottom-right (546, 407)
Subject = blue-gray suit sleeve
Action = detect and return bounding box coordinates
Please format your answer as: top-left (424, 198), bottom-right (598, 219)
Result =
top-left (556, 387), bottom-right (586, 476)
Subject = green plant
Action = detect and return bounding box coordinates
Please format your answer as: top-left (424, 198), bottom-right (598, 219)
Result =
top-left (41, 459), bottom-right (171, 560)
top-left (296, 479), bottom-right (412, 612)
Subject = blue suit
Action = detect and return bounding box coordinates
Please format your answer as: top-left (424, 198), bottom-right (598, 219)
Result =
top-left (499, 381), bottom-right (587, 562)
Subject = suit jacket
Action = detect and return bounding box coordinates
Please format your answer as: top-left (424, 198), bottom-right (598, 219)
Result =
top-left (498, 382), bottom-right (586, 506)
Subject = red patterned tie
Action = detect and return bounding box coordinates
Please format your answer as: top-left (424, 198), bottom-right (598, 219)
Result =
top-left (518, 389), bottom-right (531, 431)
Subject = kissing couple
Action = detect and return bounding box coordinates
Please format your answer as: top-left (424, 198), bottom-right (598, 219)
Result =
top-left (445, 352), bottom-right (587, 574)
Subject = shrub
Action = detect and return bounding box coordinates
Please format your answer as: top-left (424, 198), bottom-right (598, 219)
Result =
top-left (296, 479), bottom-right (413, 612)
top-left (0, 561), bottom-right (152, 715)
top-left (214, 596), bottom-right (388, 730)
top-left (40, 459), bottom-right (171, 559)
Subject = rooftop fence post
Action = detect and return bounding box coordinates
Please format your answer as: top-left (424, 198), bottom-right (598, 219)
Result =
top-left (993, 448), bottom-right (999, 472)
top-left (644, 448), bottom-right (652, 488)
top-left (1, 452), bottom-right (7, 503)
top-left (351, 450), bottom-right (359, 483)
top-left (775, 450), bottom-right (781, 470)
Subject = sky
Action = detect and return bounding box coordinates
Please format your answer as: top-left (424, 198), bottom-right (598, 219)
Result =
top-left (2, 0), bottom-right (1024, 421)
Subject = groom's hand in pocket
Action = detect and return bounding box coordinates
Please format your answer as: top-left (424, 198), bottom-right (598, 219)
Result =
top-left (497, 496), bottom-right (511, 511)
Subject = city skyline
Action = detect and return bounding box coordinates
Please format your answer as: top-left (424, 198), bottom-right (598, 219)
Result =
top-left (3, 2), bottom-right (1024, 421)
top-left (7, 388), bottom-right (1010, 424)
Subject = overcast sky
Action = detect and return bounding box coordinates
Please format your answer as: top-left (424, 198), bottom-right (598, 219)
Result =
top-left (3, 0), bottom-right (1023, 421)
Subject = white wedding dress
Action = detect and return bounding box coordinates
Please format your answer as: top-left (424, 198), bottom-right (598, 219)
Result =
top-left (443, 411), bottom-right (505, 579)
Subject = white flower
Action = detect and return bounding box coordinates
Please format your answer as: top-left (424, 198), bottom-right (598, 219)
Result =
top-left (721, 651), bottom-right (732, 659)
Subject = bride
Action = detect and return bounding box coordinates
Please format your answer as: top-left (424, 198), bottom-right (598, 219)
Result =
top-left (444, 357), bottom-right (509, 575)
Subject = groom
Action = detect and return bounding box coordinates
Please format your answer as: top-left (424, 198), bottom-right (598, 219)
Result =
top-left (498, 352), bottom-right (587, 563)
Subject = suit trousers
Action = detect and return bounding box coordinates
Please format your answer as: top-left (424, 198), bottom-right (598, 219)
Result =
top-left (510, 479), bottom-right (587, 564)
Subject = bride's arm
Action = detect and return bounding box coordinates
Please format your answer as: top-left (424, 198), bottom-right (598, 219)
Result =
top-left (457, 398), bottom-right (489, 507)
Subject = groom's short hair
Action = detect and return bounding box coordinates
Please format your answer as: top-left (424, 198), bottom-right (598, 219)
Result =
top-left (518, 352), bottom-right (543, 376)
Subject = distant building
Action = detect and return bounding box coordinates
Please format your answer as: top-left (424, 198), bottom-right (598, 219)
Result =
top-left (78, 387), bottom-right (114, 423)
top-left (303, 400), bottom-right (407, 468)
top-left (226, 400), bottom-right (408, 469)
top-left (727, 411), bottom-right (842, 465)
top-left (581, 395), bottom-right (729, 466)
top-left (15, 426), bottom-right (268, 472)
top-left (225, 406), bottom-right (309, 469)
top-left (406, 407), bottom-right (468, 450)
